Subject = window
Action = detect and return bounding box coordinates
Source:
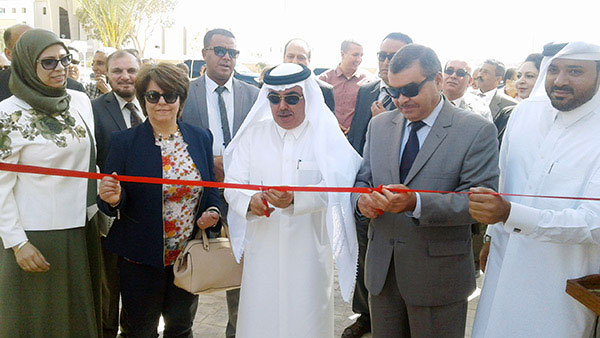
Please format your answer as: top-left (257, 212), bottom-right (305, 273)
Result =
top-left (43, 7), bottom-right (46, 15)
top-left (0, 8), bottom-right (5, 14)
top-left (11, 8), bottom-right (16, 13)
top-left (22, 8), bottom-right (26, 13)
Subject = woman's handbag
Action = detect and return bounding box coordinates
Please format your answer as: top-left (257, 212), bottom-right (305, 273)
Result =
top-left (173, 225), bottom-right (242, 294)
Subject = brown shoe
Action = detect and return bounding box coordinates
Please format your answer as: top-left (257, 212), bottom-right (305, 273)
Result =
top-left (341, 319), bottom-right (371, 338)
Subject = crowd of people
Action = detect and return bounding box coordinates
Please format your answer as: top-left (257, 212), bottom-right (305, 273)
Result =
top-left (0, 22), bottom-right (599, 338)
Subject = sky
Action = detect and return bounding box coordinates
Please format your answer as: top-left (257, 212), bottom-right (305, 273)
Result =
top-left (175, 0), bottom-right (600, 71)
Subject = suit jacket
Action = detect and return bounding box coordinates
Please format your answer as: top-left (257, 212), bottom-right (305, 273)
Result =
top-left (347, 79), bottom-right (382, 155)
top-left (316, 78), bottom-right (335, 113)
top-left (97, 120), bottom-right (221, 269)
top-left (353, 99), bottom-right (499, 307)
top-left (180, 74), bottom-right (259, 135)
top-left (0, 68), bottom-right (85, 102)
top-left (489, 90), bottom-right (517, 120)
top-left (92, 92), bottom-right (127, 171)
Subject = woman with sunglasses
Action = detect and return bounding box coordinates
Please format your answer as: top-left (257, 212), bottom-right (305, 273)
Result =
top-left (97, 62), bottom-right (221, 337)
top-left (0, 29), bottom-right (102, 337)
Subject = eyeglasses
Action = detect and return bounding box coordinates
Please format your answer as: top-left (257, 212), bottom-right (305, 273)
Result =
top-left (266, 92), bottom-right (304, 105)
top-left (377, 51), bottom-right (395, 62)
top-left (384, 73), bottom-right (436, 98)
top-left (38, 54), bottom-right (73, 70)
top-left (144, 91), bottom-right (179, 104)
top-left (205, 46), bottom-right (240, 59)
top-left (70, 59), bottom-right (80, 66)
top-left (444, 67), bottom-right (469, 78)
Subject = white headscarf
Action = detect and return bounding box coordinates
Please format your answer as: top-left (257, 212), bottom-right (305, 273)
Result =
top-left (530, 41), bottom-right (600, 99)
top-left (223, 63), bottom-right (362, 302)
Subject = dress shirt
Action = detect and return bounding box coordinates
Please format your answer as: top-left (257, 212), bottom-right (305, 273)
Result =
top-left (453, 93), bottom-right (493, 121)
top-left (377, 80), bottom-right (388, 102)
top-left (319, 66), bottom-right (371, 129)
top-left (205, 75), bottom-right (234, 156)
top-left (400, 97), bottom-right (444, 218)
top-left (114, 93), bottom-right (144, 128)
top-left (477, 88), bottom-right (496, 106)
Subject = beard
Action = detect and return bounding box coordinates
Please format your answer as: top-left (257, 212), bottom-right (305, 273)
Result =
top-left (547, 84), bottom-right (597, 111)
top-left (114, 86), bottom-right (135, 100)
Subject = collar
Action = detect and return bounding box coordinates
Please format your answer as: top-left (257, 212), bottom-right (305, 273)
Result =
top-left (335, 65), bottom-right (360, 80)
top-left (408, 96), bottom-right (443, 128)
top-left (479, 87), bottom-right (496, 98)
top-left (379, 80), bottom-right (388, 93)
top-left (274, 117), bottom-right (309, 140)
top-left (114, 92), bottom-right (141, 112)
top-left (206, 74), bottom-right (233, 94)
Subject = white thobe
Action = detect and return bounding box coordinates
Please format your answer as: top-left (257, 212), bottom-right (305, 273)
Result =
top-left (225, 118), bottom-right (333, 338)
top-left (472, 94), bottom-right (600, 338)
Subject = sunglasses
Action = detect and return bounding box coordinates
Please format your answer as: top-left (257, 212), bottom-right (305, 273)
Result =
top-left (144, 91), bottom-right (179, 104)
top-left (205, 46), bottom-right (240, 59)
top-left (71, 60), bottom-right (80, 66)
top-left (384, 73), bottom-right (436, 98)
top-left (444, 67), bottom-right (469, 77)
top-left (377, 52), bottom-right (395, 62)
top-left (267, 92), bottom-right (304, 105)
top-left (38, 54), bottom-right (73, 70)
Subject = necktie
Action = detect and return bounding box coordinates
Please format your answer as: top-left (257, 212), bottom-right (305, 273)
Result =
top-left (125, 102), bottom-right (142, 127)
top-left (381, 92), bottom-right (394, 110)
top-left (399, 120), bottom-right (426, 183)
top-left (215, 86), bottom-right (232, 147)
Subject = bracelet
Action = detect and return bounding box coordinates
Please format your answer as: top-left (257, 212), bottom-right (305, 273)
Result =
top-left (13, 240), bottom-right (28, 255)
top-left (483, 234), bottom-right (492, 244)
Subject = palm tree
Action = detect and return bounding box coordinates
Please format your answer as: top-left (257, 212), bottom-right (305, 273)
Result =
top-left (75, 0), bottom-right (141, 48)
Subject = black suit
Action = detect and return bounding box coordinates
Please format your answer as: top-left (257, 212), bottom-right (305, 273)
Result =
top-left (91, 91), bottom-right (132, 338)
top-left (92, 92), bottom-right (128, 172)
top-left (0, 68), bottom-right (85, 102)
top-left (317, 78), bottom-right (336, 113)
top-left (348, 80), bottom-right (384, 155)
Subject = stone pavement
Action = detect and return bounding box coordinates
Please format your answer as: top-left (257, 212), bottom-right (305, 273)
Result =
top-left (175, 274), bottom-right (484, 337)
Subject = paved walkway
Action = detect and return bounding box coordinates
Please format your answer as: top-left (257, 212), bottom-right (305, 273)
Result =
top-left (181, 274), bottom-right (484, 337)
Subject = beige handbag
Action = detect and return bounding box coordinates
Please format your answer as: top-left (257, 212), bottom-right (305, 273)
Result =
top-left (173, 225), bottom-right (242, 294)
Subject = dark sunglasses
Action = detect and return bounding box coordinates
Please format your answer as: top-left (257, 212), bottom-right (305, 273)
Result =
top-left (70, 60), bottom-right (80, 66)
top-left (38, 54), bottom-right (73, 70)
top-left (444, 67), bottom-right (469, 77)
top-left (205, 46), bottom-right (240, 59)
top-left (377, 52), bottom-right (395, 62)
top-left (144, 91), bottom-right (179, 104)
top-left (384, 73), bottom-right (436, 98)
top-left (267, 92), bottom-right (304, 105)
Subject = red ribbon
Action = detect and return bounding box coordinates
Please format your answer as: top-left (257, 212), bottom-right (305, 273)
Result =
top-left (2, 162), bottom-right (600, 202)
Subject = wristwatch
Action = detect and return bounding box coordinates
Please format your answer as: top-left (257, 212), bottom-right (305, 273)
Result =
top-left (483, 234), bottom-right (492, 243)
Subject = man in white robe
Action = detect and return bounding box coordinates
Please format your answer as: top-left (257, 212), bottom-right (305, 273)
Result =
top-left (224, 63), bottom-right (362, 338)
top-left (469, 41), bottom-right (600, 338)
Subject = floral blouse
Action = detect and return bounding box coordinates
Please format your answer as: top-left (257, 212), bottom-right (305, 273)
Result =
top-left (156, 130), bottom-right (203, 266)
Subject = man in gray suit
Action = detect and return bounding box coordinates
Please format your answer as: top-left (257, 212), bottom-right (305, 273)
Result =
top-left (353, 44), bottom-right (499, 337)
top-left (475, 59), bottom-right (517, 119)
top-left (282, 38), bottom-right (335, 112)
top-left (342, 31), bottom-right (412, 338)
top-left (180, 28), bottom-right (258, 338)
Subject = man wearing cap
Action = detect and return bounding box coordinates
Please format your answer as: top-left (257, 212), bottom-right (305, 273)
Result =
top-left (469, 42), bottom-right (600, 338)
top-left (353, 44), bottom-right (499, 337)
top-left (224, 63), bottom-right (361, 337)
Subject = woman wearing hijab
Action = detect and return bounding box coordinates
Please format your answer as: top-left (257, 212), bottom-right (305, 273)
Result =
top-left (0, 29), bottom-right (101, 337)
top-left (97, 63), bottom-right (221, 337)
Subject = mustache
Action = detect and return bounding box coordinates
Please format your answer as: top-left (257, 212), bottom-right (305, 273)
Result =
top-left (551, 85), bottom-right (574, 94)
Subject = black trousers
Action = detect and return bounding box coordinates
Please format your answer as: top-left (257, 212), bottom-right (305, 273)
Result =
top-left (352, 217), bottom-right (371, 324)
top-left (118, 258), bottom-right (198, 338)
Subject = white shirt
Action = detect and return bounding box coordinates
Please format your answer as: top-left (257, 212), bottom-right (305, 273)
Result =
top-left (205, 75), bottom-right (234, 156)
top-left (0, 90), bottom-right (94, 248)
top-left (377, 80), bottom-right (389, 102)
top-left (477, 88), bottom-right (496, 106)
top-left (472, 93), bottom-right (600, 338)
top-left (113, 93), bottom-right (144, 128)
top-left (401, 97), bottom-right (443, 218)
top-left (453, 92), bottom-right (493, 121)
